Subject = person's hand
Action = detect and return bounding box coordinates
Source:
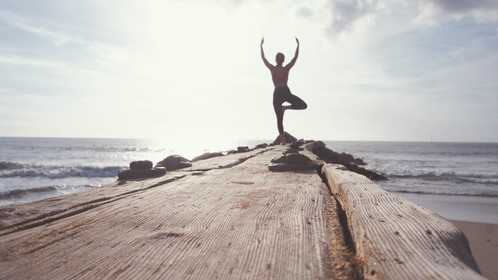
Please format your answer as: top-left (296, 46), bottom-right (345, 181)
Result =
top-left (295, 37), bottom-right (300, 46)
top-left (260, 37), bottom-right (264, 46)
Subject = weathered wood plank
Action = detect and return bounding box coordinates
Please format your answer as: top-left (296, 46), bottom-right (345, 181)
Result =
top-left (322, 164), bottom-right (485, 280)
top-left (0, 148), bottom-right (348, 280)
top-left (0, 147), bottom-right (269, 232)
top-left (184, 147), bottom-right (270, 171)
top-left (0, 174), bottom-right (186, 232)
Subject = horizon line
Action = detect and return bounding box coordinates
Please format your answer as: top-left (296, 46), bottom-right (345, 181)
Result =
top-left (1, 135), bottom-right (497, 144)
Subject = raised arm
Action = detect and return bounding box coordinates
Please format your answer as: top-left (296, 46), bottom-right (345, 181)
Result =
top-left (260, 38), bottom-right (273, 70)
top-left (285, 37), bottom-right (299, 70)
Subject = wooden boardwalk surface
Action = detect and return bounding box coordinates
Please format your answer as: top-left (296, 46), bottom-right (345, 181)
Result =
top-left (0, 146), bottom-right (353, 280)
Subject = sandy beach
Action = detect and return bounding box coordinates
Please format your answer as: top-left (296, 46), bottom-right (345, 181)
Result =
top-left (452, 220), bottom-right (498, 280)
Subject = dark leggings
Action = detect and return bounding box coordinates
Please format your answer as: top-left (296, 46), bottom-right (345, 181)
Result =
top-left (273, 86), bottom-right (307, 135)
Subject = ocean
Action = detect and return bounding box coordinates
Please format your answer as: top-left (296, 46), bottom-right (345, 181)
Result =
top-left (1, 137), bottom-right (497, 209)
top-left (325, 141), bottom-right (498, 197)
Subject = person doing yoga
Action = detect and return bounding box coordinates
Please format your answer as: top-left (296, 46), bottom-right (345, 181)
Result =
top-left (260, 37), bottom-right (307, 144)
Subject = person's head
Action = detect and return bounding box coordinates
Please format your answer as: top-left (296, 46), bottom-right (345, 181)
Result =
top-left (275, 52), bottom-right (285, 66)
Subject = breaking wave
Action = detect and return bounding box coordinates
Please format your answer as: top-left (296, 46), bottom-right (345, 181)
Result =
top-left (0, 186), bottom-right (58, 200)
top-left (0, 161), bottom-right (123, 179)
top-left (0, 185), bottom-right (93, 200)
top-left (0, 161), bottom-right (24, 170)
top-left (390, 189), bottom-right (498, 198)
top-left (387, 171), bottom-right (498, 185)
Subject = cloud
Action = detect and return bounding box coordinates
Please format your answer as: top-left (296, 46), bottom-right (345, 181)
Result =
top-left (0, 10), bottom-right (72, 46)
top-left (325, 0), bottom-right (498, 35)
top-left (327, 0), bottom-right (379, 34)
top-left (296, 6), bottom-right (314, 18)
top-left (0, 9), bottom-right (126, 70)
top-left (0, 55), bottom-right (68, 69)
top-left (427, 0), bottom-right (498, 13)
top-left (417, 0), bottom-right (498, 22)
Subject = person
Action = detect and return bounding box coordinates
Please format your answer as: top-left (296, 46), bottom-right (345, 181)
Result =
top-left (260, 37), bottom-right (307, 144)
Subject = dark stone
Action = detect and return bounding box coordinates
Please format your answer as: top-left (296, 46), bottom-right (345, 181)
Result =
top-left (269, 152), bottom-right (322, 172)
top-left (255, 143), bottom-right (268, 149)
top-left (227, 150), bottom-right (238, 155)
top-left (305, 141), bottom-right (366, 166)
top-left (129, 160), bottom-right (153, 170)
top-left (156, 155), bottom-right (192, 171)
top-left (192, 152), bottom-right (224, 162)
top-left (304, 140), bottom-right (326, 151)
top-left (268, 163), bottom-right (319, 172)
top-left (272, 132), bottom-right (298, 145)
top-left (237, 146), bottom-right (250, 153)
top-left (118, 167), bottom-right (166, 181)
top-left (290, 139), bottom-right (305, 149)
top-left (342, 163), bottom-right (387, 181)
top-left (271, 153), bottom-right (311, 165)
top-left (284, 147), bottom-right (303, 154)
top-left (306, 140), bottom-right (387, 181)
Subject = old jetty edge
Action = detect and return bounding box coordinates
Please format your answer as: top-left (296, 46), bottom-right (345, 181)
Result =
top-left (0, 138), bottom-right (485, 280)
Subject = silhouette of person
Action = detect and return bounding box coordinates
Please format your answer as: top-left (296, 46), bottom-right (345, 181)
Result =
top-left (261, 37), bottom-right (307, 144)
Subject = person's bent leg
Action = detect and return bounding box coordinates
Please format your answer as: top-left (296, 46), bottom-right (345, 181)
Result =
top-left (286, 93), bottom-right (307, 110)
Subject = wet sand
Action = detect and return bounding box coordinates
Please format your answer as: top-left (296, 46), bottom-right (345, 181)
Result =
top-left (397, 193), bottom-right (498, 224)
top-left (452, 220), bottom-right (498, 280)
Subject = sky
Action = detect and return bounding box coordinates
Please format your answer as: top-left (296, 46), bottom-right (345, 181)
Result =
top-left (0, 0), bottom-right (497, 144)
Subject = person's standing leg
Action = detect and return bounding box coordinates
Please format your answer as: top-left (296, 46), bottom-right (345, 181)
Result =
top-left (273, 89), bottom-right (285, 143)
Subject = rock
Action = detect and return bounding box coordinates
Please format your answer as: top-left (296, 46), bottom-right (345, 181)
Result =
top-left (290, 139), bottom-right (305, 149)
top-left (119, 159), bottom-right (167, 180)
top-left (306, 141), bottom-right (386, 181)
top-left (305, 141), bottom-right (366, 166)
top-left (130, 160), bottom-right (153, 170)
top-left (304, 140), bottom-right (325, 151)
top-left (227, 150), bottom-right (238, 155)
top-left (118, 167), bottom-right (166, 181)
top-left (237, 146), bottom-right (250, 153)
top-left (272, 132), bottom-right (298, 145)
top-left (192, 152), bottom-right (224, 162)
top-left (156, 155), bottom-right (192, 171)
top-left (255, 143), bottom-right (268, 149)
top-left (271, 153), bottom-right (310, 165)
top-left (343, 163), bottom-right (387, 181)
top-left (269, 152), bottom-right (322, 172)
top-left (284, 147), bottom-right (303, 154)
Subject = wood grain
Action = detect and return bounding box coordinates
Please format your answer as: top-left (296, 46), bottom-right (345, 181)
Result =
top-left (0, 147), bottom-right (350, 280)
top-left (322, 164), bottom-right (485, 280)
